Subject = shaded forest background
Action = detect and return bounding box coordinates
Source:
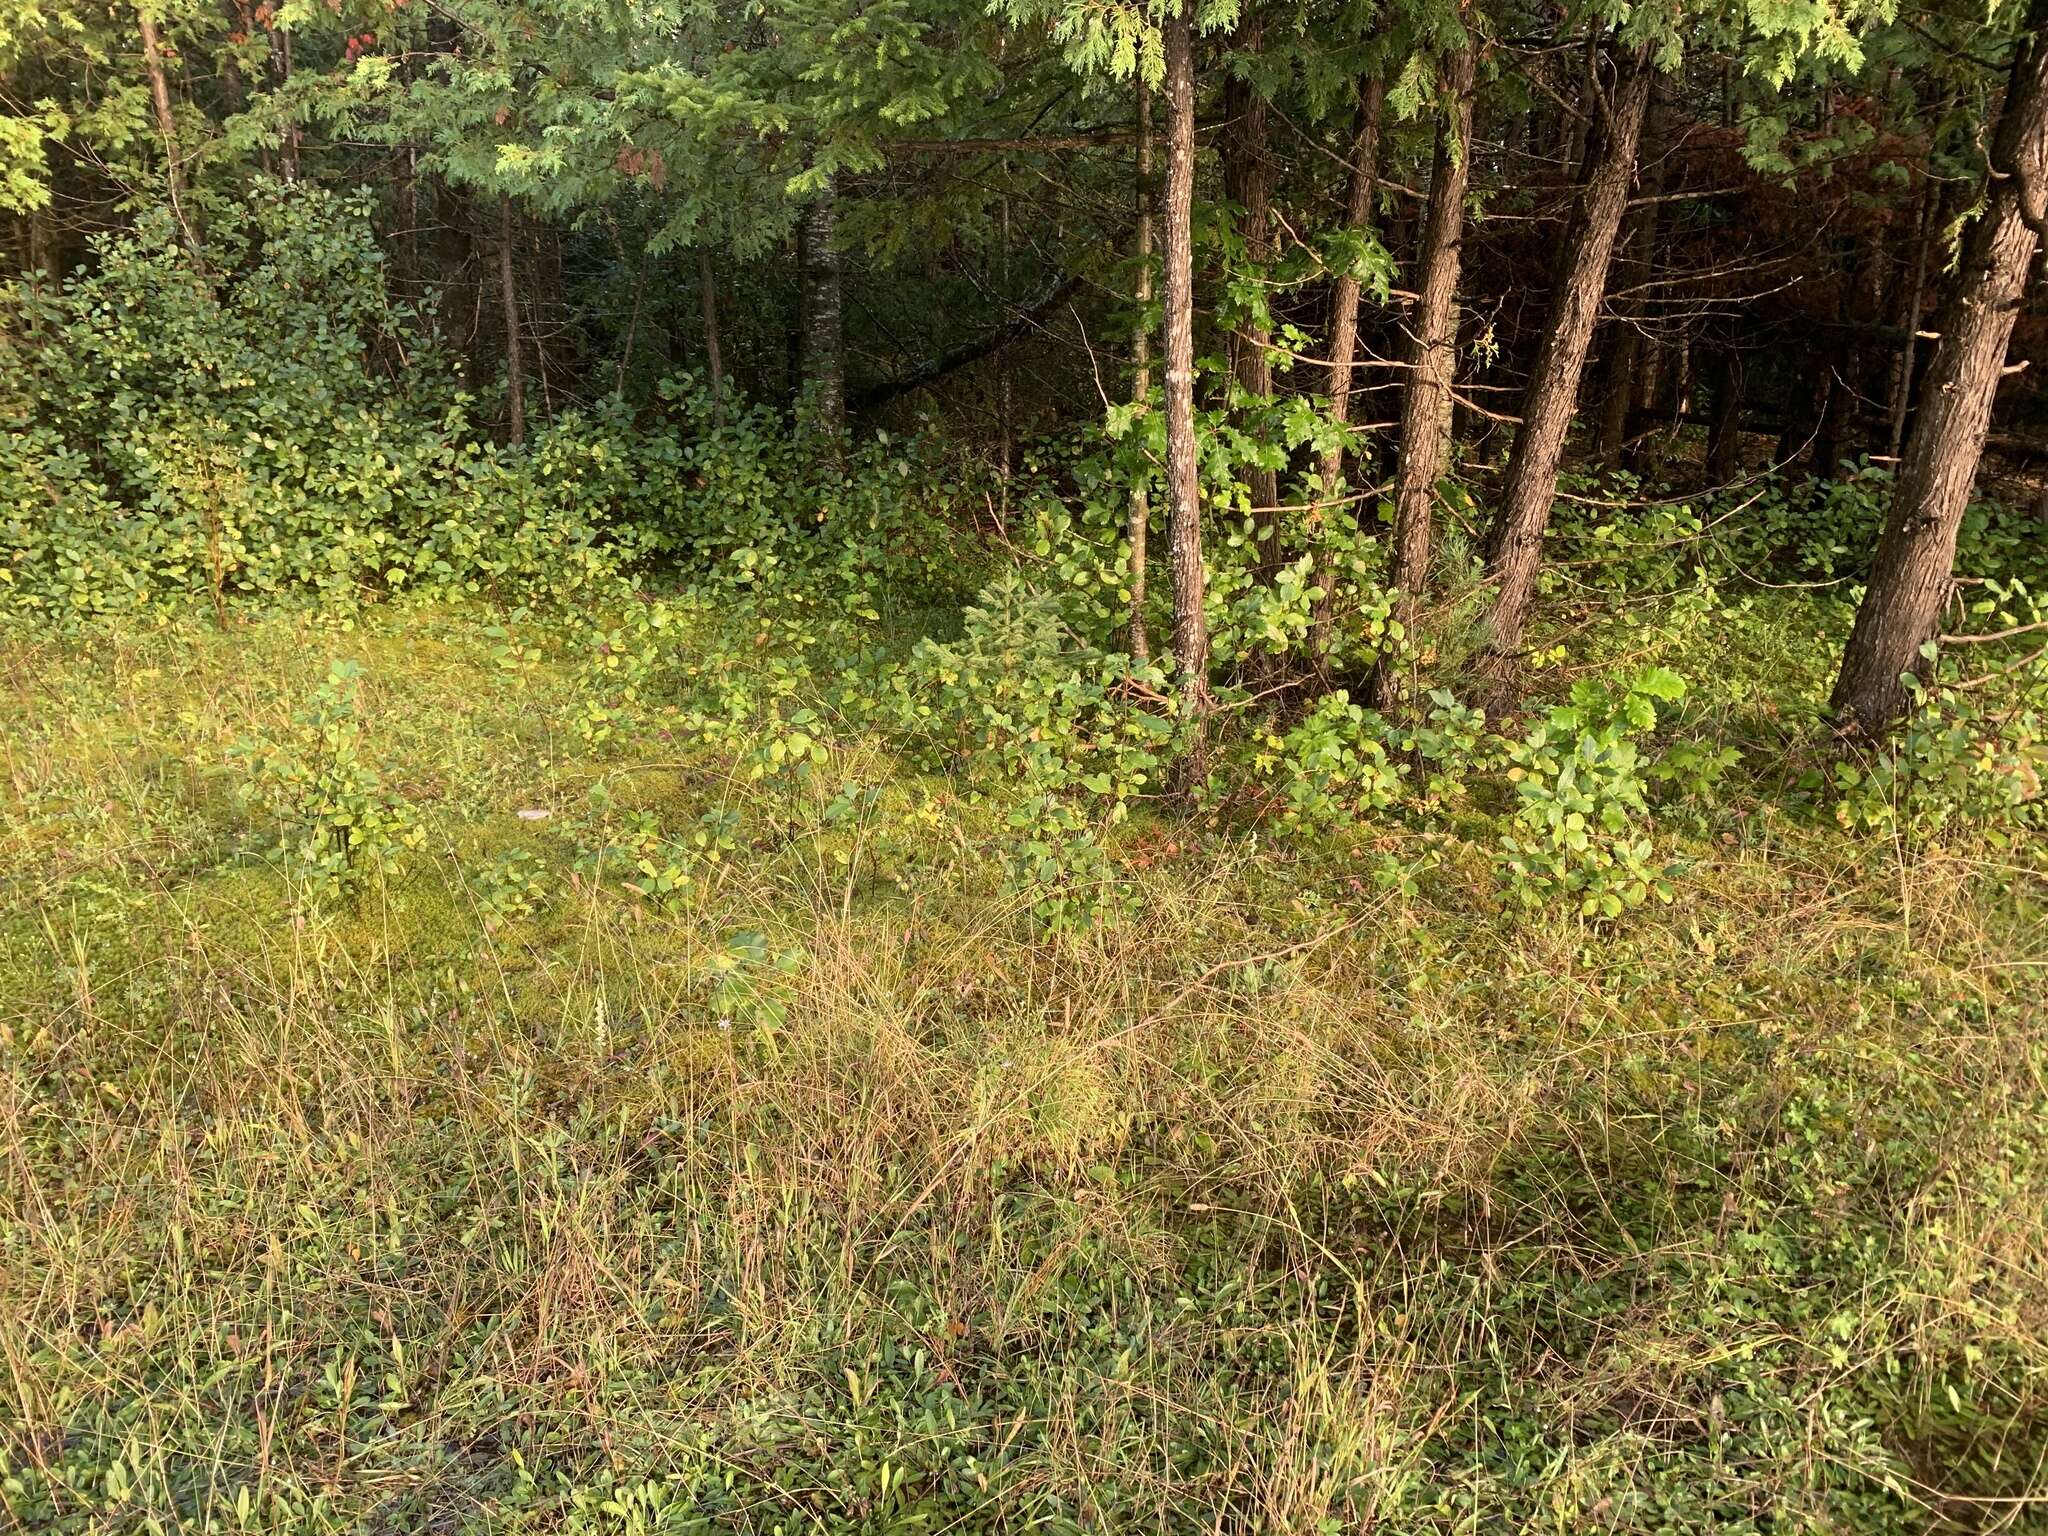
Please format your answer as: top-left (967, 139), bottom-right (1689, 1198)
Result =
top-left (6, 0), bottom-right (2048, 783)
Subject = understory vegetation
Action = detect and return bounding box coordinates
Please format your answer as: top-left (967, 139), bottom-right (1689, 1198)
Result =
top-left (3, 190), bottom-right (2047, 1531)
top-left (11, 0), bottom-right (2048, 1521)
top-left (5, 554), bottom-right (2047, 1535)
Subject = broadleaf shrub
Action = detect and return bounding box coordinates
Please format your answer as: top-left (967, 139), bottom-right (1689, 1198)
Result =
top-left (1497, 667), bottom-right (1691, 917)
top-left (229, 660), bottom-right (423, 898)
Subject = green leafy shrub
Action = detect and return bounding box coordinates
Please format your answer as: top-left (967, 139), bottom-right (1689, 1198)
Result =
top-left (900, 574), bottom-right (1171, 807)
top-left (1000, 792), bottom-right (1131, 932)
top-left (1497, 667), bottom-right (1690, 917)
top-left (638, 383), bottom-right (980, 618)
top-left (703, 929), bottom-right (806, 1029)
top-left (1026, 385), bottom-right (1400, 680)
top-left (1378, 687), bottom-right (1503, 810)
top-left (473, 848), bottom-right (553, 921)
top-left (230, 661), bottom-right (423, 896)
top-left (1, 186), bottom-right (651, 623)
top-left (1831, 610), bottom-right (2047, 838)
top-left (1, 186), bottom-right (992, 633)
top-left (570, 800), bottom-right (742, 908)
top-left (1241, 691), bottom-right (1405, 832)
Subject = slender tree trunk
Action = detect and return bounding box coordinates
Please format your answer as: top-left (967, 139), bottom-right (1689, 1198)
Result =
top-left (698, 246), bottom-right (725, 414)
top-left (1482, 43), bottom-right (1654, 667)
top-left (787, 223), bottom-right (804, 402)
top-left (801, 176), bottom-right (846, 445)
top-left (394, 145), bottom-right (421, 295)
top-left (18, 205), bottom-right (48, 305)
top-left (997, 180), bottom-right (1014, 519)
top-left (1223, 25), bottom-right (1279, 574)
top-left (1310, 72), bottom-right (1386, 679)
top-left (1595, 328), bottom-right (1638, 461)
top-left (273, 24), bottom-right (299, 180)
top-left (1774, 352), bottom-right (1821, 467)
top-left (1367, 41), bottom-right (1475, 709)
top-left (1831, 1), bottom-right (2048, 736)
top-left (1888, 178), bottom-right (1935, 461)
top-left (1707, 346), bottom-right (1744, 484)
top-left (498, 195), bottom-right (525, 447)
top-left (1161, 2), bottom-right (1212, 782)
top-left (220, 7), bottom-right (247, 120)
top-left (1810, 349), bottom-right (1854, 478)
top-left (1129, 82), bottom-right (1155, 665)
top-left (1630, 335), bottom-right (1667, 467)
top-left (137, 6), bottom-right (205, 270)
top-left (616, 249), bottom-right (646, 397)
top-left (1668, 341), bottom-right (1694, 430)
top-left (1614, 127), bottom-right (1666, 472)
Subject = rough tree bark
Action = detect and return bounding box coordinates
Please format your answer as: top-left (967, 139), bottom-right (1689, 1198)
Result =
top-left (1366, 41), bottom-right (1474, 709)
top-left (1481, 43), bottom-right (1655, 667)
top-left (498, 195), bottom-right (525, 446)
top-left (1831, 0), bottom-right (2048, 736)
top-left (801, 176), bottom-right (846, 445)
top-left (1308, 73), bottom-right (1386, 681)
top-left (1129, 81), bottom-right (1155, 665)
top-left (1161, 2), bottom-right (1212, 783)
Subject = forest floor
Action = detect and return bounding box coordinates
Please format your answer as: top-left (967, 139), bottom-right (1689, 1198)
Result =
top-left (3, 603), bottom-right (2046, 1533)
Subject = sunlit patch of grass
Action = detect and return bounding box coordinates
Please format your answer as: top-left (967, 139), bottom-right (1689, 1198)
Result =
top-left (3, 605), bottom-right (2046, 1533)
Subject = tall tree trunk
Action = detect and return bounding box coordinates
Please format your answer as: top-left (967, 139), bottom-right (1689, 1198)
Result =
top-left (1161, 2), bottom-right (1212, 782)
top-left (1707, 346), bottom-right (1744, 484)
top-left (1887, 178), bottom-right (1936, 461)
top-left (801, 176), bottom-right (846, 444)
top-left (1310, 72), bottom-right (1386, 679)
top-left (698, 246), bottom-right (725, 414)
top-left (18, 205), bottom-right (48, 305)
top-left (395, 145), bottom-right (421, 295)
top-left (1775, 351), bottom-right (1820, 467)
top-left (997, 180), bottom-right (1014, 519)
top-left (1481, 43), bottom-right (1655, 667)
top-left (498, 195), bottom-right (526, 447)
top-left (616, 246), bottom-right (646, 397)
top-left (1612, 126), bottom-right (1666, 472)
top-left (1810, 349), bottom-right (1854, 478)
top-left (136, 5), bottom-right (205, 270)
top-left (1367, 41), bottom-right (1475, 709)
top-left (272, 24), bottom-right (299, 180)
top-left (1831, 3), bottom-right (2048, 736)
top-left (1129, 81), bottom-right (1155, 665)
top-left (1223, 25), bottom-right (1278, 572)
top-left (220, 4), bottom-right (248, 120)
top-left (787, 222), bottom-right (804, 401)
top-left (1595, 328), bottom-right (1638, 461)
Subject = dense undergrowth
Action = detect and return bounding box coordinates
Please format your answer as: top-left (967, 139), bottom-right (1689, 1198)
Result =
top-left (5, 188), bottom-right (2048, 1533)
